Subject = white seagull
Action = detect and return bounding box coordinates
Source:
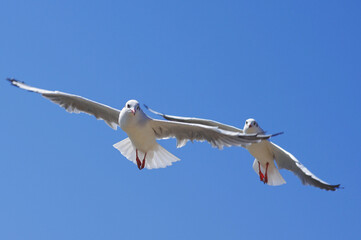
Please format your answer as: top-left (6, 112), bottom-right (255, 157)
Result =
top-left (7, 78), bottom-right (274, 170)
top-left (145, 105), bottom-right (340, 190)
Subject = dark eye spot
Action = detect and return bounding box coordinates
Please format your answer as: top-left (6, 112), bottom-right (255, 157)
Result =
top-left (246, 121), bottom-right (248, 125)
top-left (137, 106), bottom-right (140, 110)
top-left (127, 104), bottom-right (130, 108)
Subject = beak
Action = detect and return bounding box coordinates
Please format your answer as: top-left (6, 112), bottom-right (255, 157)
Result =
top-left (249, 125), bottom-right (252, 128)
top-left (130, 108), bottom-right (136, 115)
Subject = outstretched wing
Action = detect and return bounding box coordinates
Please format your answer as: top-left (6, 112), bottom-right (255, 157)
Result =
top-left (144, 104), bottom-right (244, 133)
top-left (268, 142), bottom-right (340, 191)
top-left (150, 119), bottom-right (271, 149)
top-left (8, 78), bottom-right (121, 130)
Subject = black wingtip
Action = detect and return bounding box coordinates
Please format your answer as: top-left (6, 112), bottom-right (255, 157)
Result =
top-left (6, 78), bottom-right (24, 87)
top-left (270, 132), bottom-right (284, 137)
top-left (143, 104), bottom-right (165, 117)
top-left (326, 184), bottom-right (342, 191)
top-left (7, 78), bottom-right (18, 87)
top-left (6, 77), bottom-right (15, 83)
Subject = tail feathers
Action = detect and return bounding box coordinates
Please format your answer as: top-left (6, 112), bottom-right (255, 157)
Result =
top-left (113, 138), bottom-right (136, 164)
top-left (252, 159), bottom-right (286, 186)
top-left (113, 138), bottom-right (180, 169)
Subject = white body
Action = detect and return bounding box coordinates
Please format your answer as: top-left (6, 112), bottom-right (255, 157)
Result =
top-left (119, 106), bottom-right (156, 153)
top-left (246, 141), bottom-right (286, 186)
top-left (115, 101), bottom-right (179, 169)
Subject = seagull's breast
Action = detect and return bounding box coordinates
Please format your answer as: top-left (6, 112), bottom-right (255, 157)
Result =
top-left (246, 140), bottom-right (273, 163)
top-left (119, 110), bottom-right (133, 131)
top-left (127, 121), bottom-right (157, 153)
top-left (119, 111), bottom-right (157, 152)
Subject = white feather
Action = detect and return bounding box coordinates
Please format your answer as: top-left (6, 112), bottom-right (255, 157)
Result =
top-left (252, 159), bottom-right (286, 186)
top-left (113, 138), bottom-right (180, 169)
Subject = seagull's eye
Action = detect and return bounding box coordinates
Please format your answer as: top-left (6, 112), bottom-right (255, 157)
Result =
top-left (137, 105), bottom-right (140, 110)
top-left (246, 121), bottom-right (248, 125)
top-left (127, 104), bottom-right (130, 108)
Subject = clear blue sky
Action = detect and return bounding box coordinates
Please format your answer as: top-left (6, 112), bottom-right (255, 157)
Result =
top-left (1, 1), bottom-right (360, 239)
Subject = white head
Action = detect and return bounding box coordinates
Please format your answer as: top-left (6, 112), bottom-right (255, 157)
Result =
top-left (123, 99), bottom-right (141, 116)
top-left (119, 100), bottom-right (147, 130)
top-left (243, 118), bottom-right (264, 134)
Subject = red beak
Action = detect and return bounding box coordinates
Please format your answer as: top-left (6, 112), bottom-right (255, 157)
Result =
top-left (249, 125), bottom-right (252, 128)
top-left (130, 109), bottom-right (135, 115)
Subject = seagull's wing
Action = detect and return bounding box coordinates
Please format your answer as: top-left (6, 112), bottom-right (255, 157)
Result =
top-left (268, 142), bottom-right (340, 191)
top-left (144, 104), bottom-right (244, 133)
top-left (150, 119), bottom-right (271, 149)
top-left (144, 105), bottom-right (284, 139)
top-left (8, 79), bottom-right (121, 130)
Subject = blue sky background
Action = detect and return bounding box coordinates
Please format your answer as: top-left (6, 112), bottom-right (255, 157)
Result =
top-left (1, 1), bottom-right (360, 239)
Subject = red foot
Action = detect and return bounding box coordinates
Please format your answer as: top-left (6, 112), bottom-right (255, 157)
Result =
top-left (258, 161), bottom-right (269, 184)
top-left (141, 153), bottom-right (147, 169)
top-left (258, 161), bottom-right (265, 181)
top-left (136, 150), bottom-right (142, 169)
top-left (264, 162), bottom-right (269, 184)
top-left (136, 149), bottom-right (147, 170)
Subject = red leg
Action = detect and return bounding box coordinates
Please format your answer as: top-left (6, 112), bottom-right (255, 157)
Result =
top-left (140, 153), bottom-right (147, 170)
top-left (264, 162), bottom-right (269, 184)
top-left (258, 161), bottom-right (265, 182)
top-left (136, 149), bottom-right (142, 170)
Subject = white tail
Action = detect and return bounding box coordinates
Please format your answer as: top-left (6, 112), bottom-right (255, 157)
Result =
top-left (113, 138), bottom-right (180, 169)
top-left (252, 159), bottom-right (286, 186)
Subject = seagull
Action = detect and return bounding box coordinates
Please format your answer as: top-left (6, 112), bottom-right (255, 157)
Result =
top-left (144, 105), bottom-right (340, 190)
top-left (7, 78), bottom-right (274, 170)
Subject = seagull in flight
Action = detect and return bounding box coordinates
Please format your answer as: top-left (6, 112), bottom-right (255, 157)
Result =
top-left (144, 105), bottom-right (340, 190)
top-left (7, 78), bottom-right (274, 170)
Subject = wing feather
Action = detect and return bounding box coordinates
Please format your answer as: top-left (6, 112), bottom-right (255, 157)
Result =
top-left (8, 79), bottom-right (121, 130)
top-left (150, 119), bottom-right (270, 149)
top-left (144, 104), bottom-right (244, 133)
top-left (268, 142), bottom-right (340, 191)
